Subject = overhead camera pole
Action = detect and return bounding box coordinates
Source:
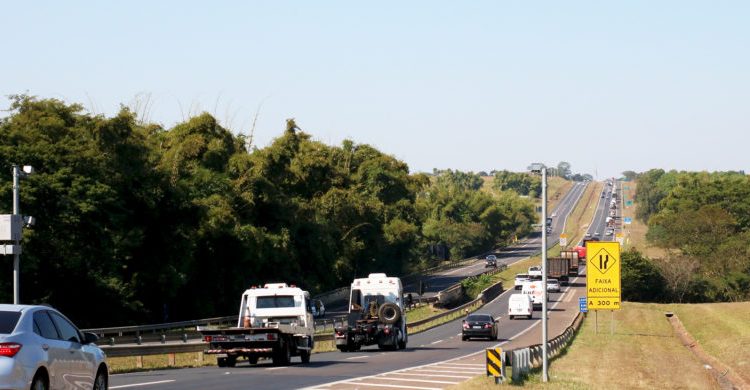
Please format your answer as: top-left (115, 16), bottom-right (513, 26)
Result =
top-left (12, 165), bottom-right (21, 304)
top-left (11, 165), bottom-right (34, 305)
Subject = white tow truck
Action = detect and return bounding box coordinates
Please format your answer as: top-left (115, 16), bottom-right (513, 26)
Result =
top-left (334, 273), bottom-right (408, 351)
top-left (198, 283), bottom-right (315, 367)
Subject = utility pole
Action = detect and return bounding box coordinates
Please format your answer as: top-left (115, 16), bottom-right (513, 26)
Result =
top-left (528, 163), bottom-right (549, 382)
top-left (541, 166), bottom-right (549, 382)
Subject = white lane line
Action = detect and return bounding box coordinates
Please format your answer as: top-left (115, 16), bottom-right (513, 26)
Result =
top-left (345, 355), bottom-right (369, 360)
top-left (455, 333), bottom-right (462, 336)
top-left (110, 380), bottom-right (176, 389)
top-left (390, 373), bottom-right (475, 379)
top-left (373, 377), bottom-right (462, 384)
top-left (266, 366), bottom-right (288, 370)
top-left (430, 339), bottom-right (444, 344)
top-left (433, 363), bottom-right (483, 367)
top-left (343, 382), bottom-right (440, 390)
top-left (408, 369), bottom-right (484, 375)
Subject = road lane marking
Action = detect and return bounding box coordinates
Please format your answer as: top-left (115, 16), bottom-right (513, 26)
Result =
top-left (110, 380), bottom-right (176, 389)
top-left (345, 355), bottom-right (369, 360)
top-left (409, 369), bottom-right (483, 374)
top-left (266, 366), bottom-right (288, 370)
top-left (342, 382), bottom-right (440, 390)
top-left (430, 339), bottom-right (443, 344)
top-left (373, 377), bottom-right (462, 384)
top-left (390, 373), bottom-right (475, 379)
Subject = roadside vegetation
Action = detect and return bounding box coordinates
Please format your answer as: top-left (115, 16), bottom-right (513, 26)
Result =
top-left (451, 302), bottom-right (722, 389)
top-left (561, 181), bottom-right (601, 246)
top-left (0, 96), bottom-right (551, 327)
top-left (624, 170), bottom-right (750, 303)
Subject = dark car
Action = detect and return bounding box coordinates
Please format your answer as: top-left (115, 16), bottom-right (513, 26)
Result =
top-left (461, 313), bottom-right (498, 341)
top-left (485, 255), bottom-right (497, 268)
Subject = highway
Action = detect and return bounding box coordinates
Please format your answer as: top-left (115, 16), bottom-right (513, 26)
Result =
top-left (109, 182), bottom-right (590, 390)
top-left (583, 180), bottom-right (620, 241)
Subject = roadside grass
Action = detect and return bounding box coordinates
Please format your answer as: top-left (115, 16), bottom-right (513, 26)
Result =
top-left (546, 177), bottom-right (573, 212)
top-left (562, 182), bottom-right (601, 247)
top-left (620, 181), bottom-right (666, 259)
top-left (109, 353), bottom-right (217, 374)
top-left (450, 302), bottom-right (718, 389)
top-left (656, 302), bottom-right (750, 383)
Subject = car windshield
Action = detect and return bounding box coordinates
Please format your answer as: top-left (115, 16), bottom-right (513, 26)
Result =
top-left (466, 314), bottom-right (491, 322)
top-left (0, 311), bottom-right (22, 334)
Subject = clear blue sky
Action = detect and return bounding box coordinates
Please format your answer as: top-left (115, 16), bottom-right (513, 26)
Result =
top-left (2, 1), bottom-right (749, 179)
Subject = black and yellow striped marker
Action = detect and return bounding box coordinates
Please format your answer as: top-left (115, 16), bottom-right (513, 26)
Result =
top-left (486, 347), bottom-right (504, 383)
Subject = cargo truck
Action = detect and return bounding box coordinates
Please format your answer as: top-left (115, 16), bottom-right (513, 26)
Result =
top-left (546, 257), bottom-right (570, 285)
top-left (560, 249), bottom-right (580, 276)
top-left (198, 283), bottom-right (315, 367)
top-left (334, 273), bottom-right (408, 352)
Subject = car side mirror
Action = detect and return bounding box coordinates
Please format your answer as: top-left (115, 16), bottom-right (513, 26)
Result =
top-left (83, 332), bottom-right (99, 344)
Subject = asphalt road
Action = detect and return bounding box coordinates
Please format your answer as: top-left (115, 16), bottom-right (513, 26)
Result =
top-left (109, 182), bottom-right (590, 390)
top-left (110, 275), bottom-right (587, 390)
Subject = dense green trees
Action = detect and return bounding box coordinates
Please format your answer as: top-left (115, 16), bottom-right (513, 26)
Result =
top-left (0, 97), bottom-right (537, 326)
top-left (633, 169), bottom-right (750, 302)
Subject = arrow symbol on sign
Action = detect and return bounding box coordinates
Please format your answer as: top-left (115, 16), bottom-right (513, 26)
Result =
top-left (599, 254), bottom-right (609, 270)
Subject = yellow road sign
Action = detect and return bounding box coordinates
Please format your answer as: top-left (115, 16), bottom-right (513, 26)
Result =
top-left (585, 241), bottom-right (621, 310)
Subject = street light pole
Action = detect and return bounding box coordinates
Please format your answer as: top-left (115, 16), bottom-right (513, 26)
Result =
top-left (528, 162), bottom-right (550, 382)
top-left (541, 166), bottom-right (549, 382)
top-left (12, 165), bottom-right (20, 304)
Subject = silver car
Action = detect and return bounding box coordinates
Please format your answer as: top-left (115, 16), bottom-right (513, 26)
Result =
top-left (0, 304), bottom-right (108, 390)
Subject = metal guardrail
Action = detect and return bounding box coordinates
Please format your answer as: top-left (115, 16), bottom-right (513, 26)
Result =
top-left (509, 311), bottom-right (585, 381)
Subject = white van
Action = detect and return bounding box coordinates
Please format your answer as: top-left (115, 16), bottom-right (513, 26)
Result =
top-left (521, 281), bottom-right (545, 310)
top-left (508, 294), bottom-right (533, 319)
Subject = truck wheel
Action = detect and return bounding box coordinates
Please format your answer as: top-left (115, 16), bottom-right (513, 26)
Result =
top-left (337, 346), bottom-right (349, 352)
top-left (226, 356), bottom-right (237, 367)
top-left (300, 349), bottom-right (311, 364)
top-left (273, 342), bottom-right (291, 366)
top-left (248, 356), bottom-right (258, 365)
top-left (217, 357), bottom-right (227, 368)
top-left (378, 303), bottom-right (401, 325)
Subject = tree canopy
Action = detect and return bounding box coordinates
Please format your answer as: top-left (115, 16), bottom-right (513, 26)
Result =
top-left (0, 96), bottom-right (538, 326)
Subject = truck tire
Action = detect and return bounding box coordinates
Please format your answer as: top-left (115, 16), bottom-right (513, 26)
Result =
top-left (273, 342), bottom-right (291, 366)
top-left (378, 302), bottom-right (401, 324)
top-left (397, 330), bottom-right (407, 350)
top-left (226, 356), bottom-right (237, 367)
top-left (300, 349), bottom-right (311, 364)
top-left (248, 355), bottom-right (258, 365)
top-left (217, 357), bottom-right (227, 367)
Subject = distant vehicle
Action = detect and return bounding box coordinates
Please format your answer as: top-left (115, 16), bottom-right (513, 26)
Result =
top-left (560, 249), bottom-right (580, 276)
top-left (584, 233), bottom-right (592, 238)
top-left (461, 313), bottom-right (498, 341)
top-left (508, 294), bottom-right (533, 320)
top-left (606, 229), bottom-right (614, 236)
top-left (594, 232), bottom-right (600, 237)
top-left (546, 217), bottom-right (553, 227)
top-left (514, 273), bottom-right (530, 290)
top-left (551, 212), bottom-right (557, 217)
top-left (528, 266), bottom-right (542, 277)
top-left (546, 257), bottom-right (570, 285)
top-left (521, 281), bottom-right (546, 309)
top-left (546, 226), bottom-right (553, 234)
top-left (546, 279), bottom-right (561, 293)
top-left (485, 255), bottom-right (497, 268)
top-left (0, 304), bottom-right (109, 390)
